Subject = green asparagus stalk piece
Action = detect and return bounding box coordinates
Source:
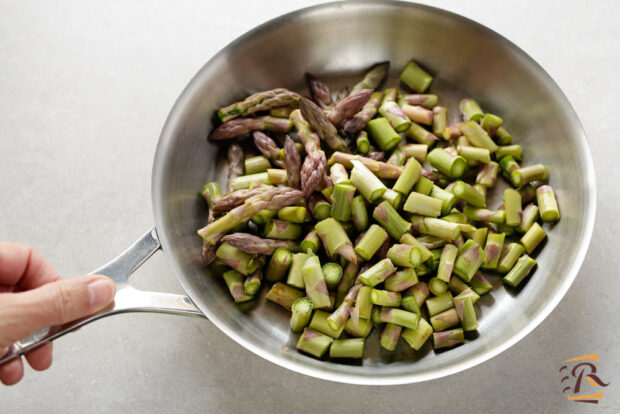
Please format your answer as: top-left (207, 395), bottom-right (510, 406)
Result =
top-left (288, 252), bottom-right (310, 289)
top-left (218, 88), bottom-right (300, 123)
top-left (428, 148), bottom-right (467, 178)
top-left (308, 193), bottom-right (331, 220)
top-left (379, 88), bottom-right (412, 132)
top-left (229, 172), bottom-right (271, 191)
top-left (300, 231), bottom-right (320, 254)
top-left (520, 222), bottom-right (547, 253)
top-left (404, 281), bottom-right (429, 311)
top-left (453, 239), bottom-right (485, 282)
top-left (510, 164), bottom-right (548, 187)
top-left (244, 268), bottom-right (262, 296)
top-left (380, 323), bottom-right (402, 351)
top-left (201, 182), bottom-right (223, 209)
top-left (344, 317), bottom-right (373, 338)
top-left (503, 255), bottom-right (537, 288)
top-left (433, 328), bottom-right (465, 349)
top-left (415, 176), bottom-right (434, 196)
top-left (435, 244), bottom-right (458, 282)
top-left (357, 258), bottom-right (396, 287)
top-left (215, 242), bottom-right (259, 276)
top-left (403, 191), bottom-right (443, 217)
top-left (344, 91), bottom-right (384, 134)
top-left (459, 98), bottom-right (484, 122)
top-left (327, 284), bottom-right (360, 331)
top-left (386, 244), bottom-right (423, 267)
top-left (309, 309), bottom-right (345, 339)
top-left (430, 307), bottom-right (460, 331)
top-left (328, 152), bottom-right (404, 179)
top-left (384, 268), bottom-right (418, 292)
top-left (536, 185), bottom-right (560, 222)
top-left (400, 61), bottom-right (433, 93)
top-left (315, 218), bottom-right (357, 264)
top-left (322, 262), bottom-right (344, 290)
top-left (481, 233), bottom-right (505, 270)
top-left (402, 318), bottom-right (433, 351)
top-left (410, 216), bottom-right (466, 241)
top-left (351, 195), bottom-right (369, 232)
top-left (499, 155), bottom-right (520, 180)
top-left (356, 131), bottom-right (372, 154)
top-left (266, 169), bottom-right (287, 186)
top-left (379, 307), bottom-right (420, 330)
top-left (373, 201), bottom-right (412, 240)
top-left (453, 180), bottom-right (486, 207)
top-left (301, 255), bottom-right (331, 309)
top-left (244, 155), bottom-right (271, 175)
top-left (470, 271), bottom-right (493, 296)
top-left (330, 182), bottom-right (356, 222)
top-left (329, 163), bottom-right (350, 185)
top-left (290, 297), bottom-right (314, 333)
top-left (387, 148), bottom-right (407, 166)
top-left (454, 296), bottom-right (478, 331)
top-left (399, 143), bottom-right (428, 163)
top-left (518, 183), bottom-right (537, 204)
top-left (405, 121), bottom-right (438, 146)
top-left (354, 224), bottom-right (389, 261)
top-left (270, 106), bottom-right (295, 118)
top-left (480, 113), bottom-right (503, 136)
top-left (426, 292), bottom-right (454, 317)
top-left (476, 161), bottom-right (499, 187)
top-left (370, 289), bottom-right (402, 307)
top-left (468, 227), bottom-right (488, 247)
top-left (276, 206), bottom-right (307, 224)
top-left (447, 275), bottom-right (469, 295)
top-left (354, 285), bottom-right (373, 321)
top-left (393, 157), bottom-right (422, 195)
top-left (462, 206), bottom-right (505, 224)
top-left (266, 248), bottom-right (293, 282)
top-left (400, 233), bottom-right (433, 263)
top-left (296, 328), bottom-right (333, 358)
top-left (443, 122), bottom-right (465, 140)
top-left (430, 185), bottom-right (457, 215)
top-left (429, 277), bottom-right (448, 296)
top-left (209, 116), bottom-right (293, 141)
top-left (400, 93), bottom-right (438, 109)
top-left (497, 242), bottom-right (525, 274)
top-left (265, 282), bottom-right (303, 310)
top-left (502, 188), bottom-right (522, 227)
top-left (495, 144), bottom-right (522, 161)
top-left (496, 126), bottom-right (513, 145)
top-left (458, 146), bottom-right (491, 164)
top-left (432, 106), bottom-right (448, 138)
top-left (264, 219), bottom-right (302, 240)
top-left (330, 338), bottom-right (365, 359)
top-left (367, 117), bottom-right (402, 151)
top-left (517, 203), bottom-right (539, 233)
top-left (349, 160), bottom-right (387, 202)
top-left (460, 120), bottom-right (498, 152)
top-left (222, 270), bottom-right (254, 303)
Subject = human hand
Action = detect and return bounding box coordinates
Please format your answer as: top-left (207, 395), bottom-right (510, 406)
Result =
top-left (0, 242), bottom-right (116, 385)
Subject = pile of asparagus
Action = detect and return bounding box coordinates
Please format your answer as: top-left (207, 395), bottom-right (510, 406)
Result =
top-left (197, 60), bottom-right (560, 360)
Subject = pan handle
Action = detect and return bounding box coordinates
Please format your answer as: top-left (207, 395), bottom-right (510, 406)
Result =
top-left (0, 228), bottom-right (205, 365)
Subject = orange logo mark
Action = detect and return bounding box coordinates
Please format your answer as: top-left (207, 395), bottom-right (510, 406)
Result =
top-left (560, 354), bottom-right (610, 404)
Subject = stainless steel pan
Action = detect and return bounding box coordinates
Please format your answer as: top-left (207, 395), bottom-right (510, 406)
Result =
top-left (1, 1), bottom-right (595, 385)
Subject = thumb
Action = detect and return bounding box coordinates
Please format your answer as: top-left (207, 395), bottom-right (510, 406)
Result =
top-left (0, 275), bottom-right (116, 347)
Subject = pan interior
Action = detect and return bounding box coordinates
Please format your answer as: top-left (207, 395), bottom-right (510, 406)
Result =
top-left (152, 1), bottom-right (594, 384)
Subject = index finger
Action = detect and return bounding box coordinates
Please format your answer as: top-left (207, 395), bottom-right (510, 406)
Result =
top-left (0, 243), bottom-right (61, 290)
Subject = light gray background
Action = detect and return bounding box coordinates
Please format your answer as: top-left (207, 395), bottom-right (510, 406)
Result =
top-left (0, 1), bottom-right (618, 412)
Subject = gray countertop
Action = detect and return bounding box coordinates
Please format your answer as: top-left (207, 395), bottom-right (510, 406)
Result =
top-left (1, 1), bottom-right (618, 412)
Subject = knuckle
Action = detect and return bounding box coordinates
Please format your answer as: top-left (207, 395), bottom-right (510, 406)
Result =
top-left (49, 284), bottom-right (76, 322)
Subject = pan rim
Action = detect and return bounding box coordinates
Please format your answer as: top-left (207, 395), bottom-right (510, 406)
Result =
top-left (151, 0), bottom-right (596, 385)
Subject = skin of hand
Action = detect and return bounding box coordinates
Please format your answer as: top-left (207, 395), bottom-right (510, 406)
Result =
top-left (0, 242), bottom-right (116, 385)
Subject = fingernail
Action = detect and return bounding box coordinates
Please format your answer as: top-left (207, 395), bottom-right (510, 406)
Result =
top-left (88, 279), bottom-right (115, 308)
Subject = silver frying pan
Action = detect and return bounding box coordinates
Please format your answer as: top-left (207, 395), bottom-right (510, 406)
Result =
top-left (1, 1), bottom-right (595, 385)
